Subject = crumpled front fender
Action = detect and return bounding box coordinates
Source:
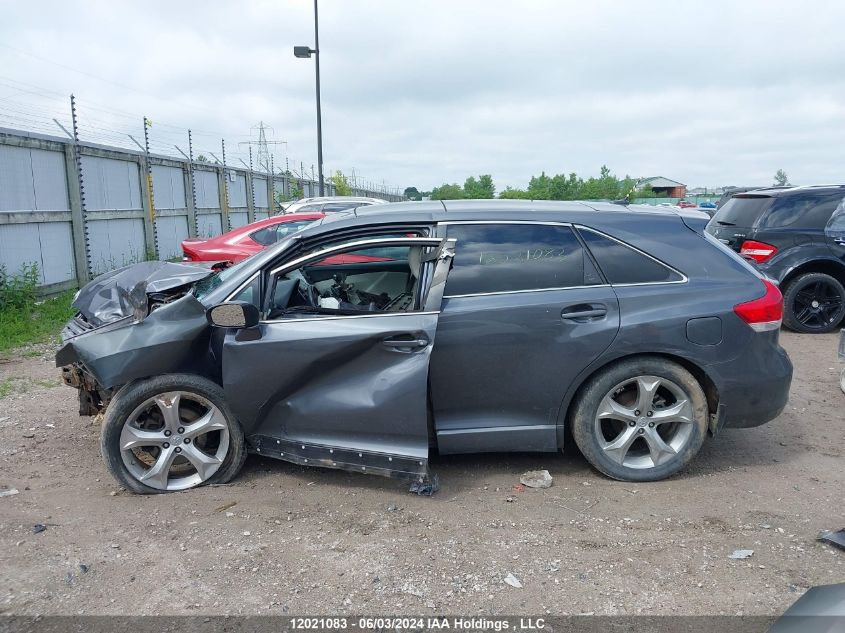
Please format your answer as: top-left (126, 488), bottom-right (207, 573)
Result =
top-left (55, 294), bottom-right (213, 389)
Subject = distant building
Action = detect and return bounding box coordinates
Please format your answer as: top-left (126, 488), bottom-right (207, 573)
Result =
top-left (688, 186), bottom-right (725, 196)
top-left (636, 176), bottom-right (686, 198)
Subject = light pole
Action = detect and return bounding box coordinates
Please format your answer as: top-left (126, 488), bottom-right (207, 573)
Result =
top-left (294, 0), bottom-right (324, 196)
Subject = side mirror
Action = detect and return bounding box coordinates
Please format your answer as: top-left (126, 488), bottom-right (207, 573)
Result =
top-left (207, 301), bottom-right (260, 328)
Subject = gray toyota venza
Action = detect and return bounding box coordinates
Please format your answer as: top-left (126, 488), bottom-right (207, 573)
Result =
top-left (56, 200), bottom-right (793, 493)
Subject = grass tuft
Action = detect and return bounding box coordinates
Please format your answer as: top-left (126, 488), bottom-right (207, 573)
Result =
top-left (0, 264), bottom-right (76, 354)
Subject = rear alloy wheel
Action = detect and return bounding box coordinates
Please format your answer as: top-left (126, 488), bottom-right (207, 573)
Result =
top-left (782, 273), bottom-right (845, 334)
top-left (101, 374), bottom-right (246, 494)
top-left (571, 358), bottom-right (708, 481)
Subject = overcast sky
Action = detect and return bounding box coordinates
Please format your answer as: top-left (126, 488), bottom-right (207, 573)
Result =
top-left (1, 0), bottom-right (843, 193)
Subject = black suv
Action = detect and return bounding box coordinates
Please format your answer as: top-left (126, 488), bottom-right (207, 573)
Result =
top-left (706, 185), bottom-right (845, 333)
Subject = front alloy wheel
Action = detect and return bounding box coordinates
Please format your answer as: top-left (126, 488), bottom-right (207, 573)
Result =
top-left (102, 374), bottom-right (246, 494)
top-left (572, 358), bottom-right (708, 481)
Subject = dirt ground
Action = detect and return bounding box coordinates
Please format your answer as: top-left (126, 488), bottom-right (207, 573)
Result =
top-left (0, 331), bottom-right (842, 616)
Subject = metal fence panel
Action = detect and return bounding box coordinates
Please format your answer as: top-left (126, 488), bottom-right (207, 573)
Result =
top-left (253, 176), bottom-right (268, 208)
top-left (37, 221), bottom-right (75, 284)
top-left (82, 155), bottom-right (142, 210)
top-left (0, 144), bottom-right (36, 211)
top-left (155, 215), bottom-right (189, 260)
top-left (86, 217), bottom-right (146, 275)
top-left (30, 148), bottom-right (70, 211)
top-left (254, 211), bottom-right (269, 221)
top-left (196, 212), bottom-right (222, 238)
top-left (0, 221), bottom-right (75, 285)
top-left (0, 145), bottom-right (70, 212)
top-left (151, 165), bottom-right (186, 210)
top-left (229, 211), bottom-right (248, 228)
top-left (228, 172), bottom-right (247, 208)
top-left (194, 169), bottom-right (219, 209)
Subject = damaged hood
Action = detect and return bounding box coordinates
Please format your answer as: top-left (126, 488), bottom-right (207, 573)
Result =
top-left (74, 261), bottom-right (214, 327)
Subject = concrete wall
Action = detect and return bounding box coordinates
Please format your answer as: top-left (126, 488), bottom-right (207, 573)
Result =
top-left (0, 126), bottom-right (404, 291)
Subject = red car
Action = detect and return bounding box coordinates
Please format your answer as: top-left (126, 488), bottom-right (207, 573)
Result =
top-left (182, 213), bottom-right (324, 263)
top-left (677, 200), bottom-right (697, 209)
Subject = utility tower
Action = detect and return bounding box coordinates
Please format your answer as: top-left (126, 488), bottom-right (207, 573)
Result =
top-left (238, 122), bottom-right (287, 173)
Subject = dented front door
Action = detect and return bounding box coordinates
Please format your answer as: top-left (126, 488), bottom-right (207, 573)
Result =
top-left (221, 238), bottom-right (455, 478)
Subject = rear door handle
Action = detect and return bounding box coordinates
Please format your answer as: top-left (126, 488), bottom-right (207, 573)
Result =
top-left (561, 304), bottom-right (608, 321)
top-left (382, 336), bottom-right (430, 351)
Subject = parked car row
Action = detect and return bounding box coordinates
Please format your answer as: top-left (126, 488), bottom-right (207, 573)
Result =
top-left (706, 184), bottom-right (845, 333)
top-left (58, 199), bottom-right (795, 494)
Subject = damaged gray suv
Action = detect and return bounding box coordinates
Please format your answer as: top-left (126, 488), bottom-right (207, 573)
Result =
top-left (56, 200), bottom-right (793, 493)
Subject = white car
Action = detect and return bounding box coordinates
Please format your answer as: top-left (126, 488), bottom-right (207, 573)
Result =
top-left (278, 196), bottom-right (388, 215)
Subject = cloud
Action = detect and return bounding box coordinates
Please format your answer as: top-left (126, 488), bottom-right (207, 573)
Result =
top-left (1, 0), bottom-right (843, 192)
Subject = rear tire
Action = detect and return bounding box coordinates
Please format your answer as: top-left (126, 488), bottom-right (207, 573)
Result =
top-left (571, 357), bottom-right (708, 482)
top-left (782, 272), bottom-right (845, 334)
top-left (101, 374), bottom-right (246, 494)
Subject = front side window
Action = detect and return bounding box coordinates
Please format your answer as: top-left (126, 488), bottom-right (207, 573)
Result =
top-left (265, 243), bottom-right (425, 319)
top-left (443, 224), bottom-right (600, 296)
top-left (578, 228), bottom-right (684, 285)
top-left (825, 196), bottom-right (845, 235)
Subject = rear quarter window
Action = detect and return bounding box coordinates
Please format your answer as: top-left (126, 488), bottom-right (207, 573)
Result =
top-left (578, 228), bottom-right (684, 285)
top-left (443, 223), bottom-right (601, 296)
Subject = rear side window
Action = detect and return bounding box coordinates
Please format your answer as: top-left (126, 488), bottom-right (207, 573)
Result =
top-left (444, 224), bottom-right (601, 296)
top-left (711, 196), bottom-right (773, 227)
top-left (758, 195), bottom-right (841, 230)
top-left (578, 228), bottom-right (684, 285)
top-left (322, 202), bottom-right (361, 213)
top-left (249, 220), bottom-right (313, 246)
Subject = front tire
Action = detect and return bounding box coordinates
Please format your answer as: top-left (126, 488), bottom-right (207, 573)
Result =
top-left (782, 272), bottom-right (845, 334)
top-left (571, 357), bottom-right (708, 482)
top-left (101, 374), bottom-right (246, 494)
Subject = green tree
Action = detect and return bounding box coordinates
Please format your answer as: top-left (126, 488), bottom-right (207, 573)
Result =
top-left (774, 169), bottom-right (790, 186)
top-left (527, 172), bottom-right (552, 199)
top-left (430, 183), bottom-right (465, 200)
top-left (330, 171), bottom-right (352, 196)
top-left (464, 174), bottom-right (495, 199)
top-left (195, 154), bottom-right (209, 163)
top-left (404, 186), bottom-right (422, 201)
top-left (498, 187), bottom-right (531, 199)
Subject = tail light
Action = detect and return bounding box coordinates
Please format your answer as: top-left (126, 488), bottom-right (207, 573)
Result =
top-left (740, 240), bottom-right (777, 263)
top-left (734, 280), bottom-right (783, 332)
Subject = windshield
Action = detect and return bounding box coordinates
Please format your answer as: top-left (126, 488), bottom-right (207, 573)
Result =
top-left (710, 196), bottom-right (773, 226)
top-left (192, 257), bottom-right (253, 299)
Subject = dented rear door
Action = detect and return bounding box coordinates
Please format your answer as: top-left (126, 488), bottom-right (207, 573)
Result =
top-left (221, 238), bottom-right (455, 477)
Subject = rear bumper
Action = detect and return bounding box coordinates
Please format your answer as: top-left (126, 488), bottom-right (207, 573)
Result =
top-left (707, 339), bottom-right (793, 428)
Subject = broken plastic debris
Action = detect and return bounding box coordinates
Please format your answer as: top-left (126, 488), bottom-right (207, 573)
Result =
top-left (818, 529), bottom-right (845, 550)
top-left (504, 573), bottom-right (523, 588)
top-left (409, 474), bottom-right (439, 496)
top-left (32, 524), bottom-right (47, 534)
top-left (0, 488), bottom-right (20, 498)
top-left (520, 469), bottom-right (553, 489)
top-left (728, 549), bottom-right (754, 559)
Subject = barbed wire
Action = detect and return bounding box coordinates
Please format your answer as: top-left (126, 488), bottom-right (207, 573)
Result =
top-left (0, 77), bottom-right (405, 196)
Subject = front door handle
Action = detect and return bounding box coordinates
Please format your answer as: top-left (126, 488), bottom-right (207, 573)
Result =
top-left (382, 336), bottom-right (430, 351)
top-left (561, 304), bottom-right (608, 322)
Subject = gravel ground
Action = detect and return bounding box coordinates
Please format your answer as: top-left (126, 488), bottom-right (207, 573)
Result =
top-left (0, 331), bottom-right (842, 616)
